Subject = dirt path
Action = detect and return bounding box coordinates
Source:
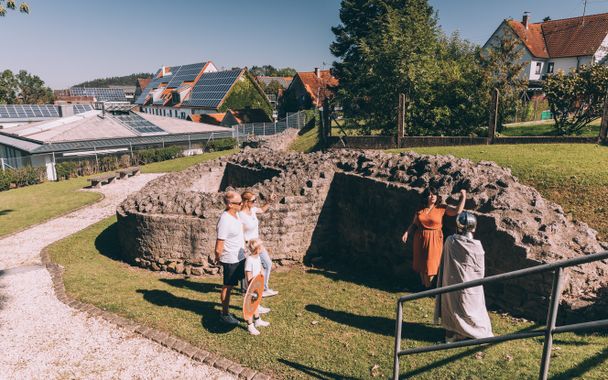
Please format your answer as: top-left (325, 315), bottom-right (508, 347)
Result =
top-left (0, 175), bottom-right (233, 379)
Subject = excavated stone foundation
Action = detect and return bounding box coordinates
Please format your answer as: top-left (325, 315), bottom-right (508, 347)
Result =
top-left (116, 148), bottom-right (608, 321)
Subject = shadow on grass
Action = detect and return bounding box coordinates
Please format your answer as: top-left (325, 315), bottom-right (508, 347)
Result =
top-left (0, 209), bottom-right (14, 216)
top-left (552, 347), bottom-right (608, 379)
top-left (305, 267), bottom-right (419, 294)
top-left (160, 278), bottom-right (222, 294)
top-left (137, 289), bottom-right (241, 334)
top-left (400, 324), bottom-right (542, 379)
top-left (278, 359), bottom-right (359, 380)
top-left (305, 304), bottom-right (444, 341)
top-left (94, 222), bottom-right (124, 262)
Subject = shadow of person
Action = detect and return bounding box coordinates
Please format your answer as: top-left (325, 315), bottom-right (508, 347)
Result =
top-left (305, 304), bottom-right (444, 341)
top-left (0, 209), bottom-right (14, 216)
top-left (136, 289), bottom-right (241, 334)
top-left (159, 278), bottom-right (222, 294)
top-left (277, 358), bottom-right (359, 380)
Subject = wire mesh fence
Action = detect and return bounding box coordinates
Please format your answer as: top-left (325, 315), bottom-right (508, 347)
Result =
top-left (233, 110), bottom-right (311, 140)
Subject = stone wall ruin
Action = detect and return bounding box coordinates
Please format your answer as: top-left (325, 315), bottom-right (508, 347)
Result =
top-left (116, 148), bottom-right (608, 321)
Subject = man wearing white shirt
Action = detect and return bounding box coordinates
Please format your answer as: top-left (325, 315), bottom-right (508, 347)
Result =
top-left (215, 191), bottom-right (246, 325)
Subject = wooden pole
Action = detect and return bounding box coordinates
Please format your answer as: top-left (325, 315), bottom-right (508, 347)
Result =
top-left (599, 92), bottom-right (608, 144)
top-left (397, 93), bottom-right (405, 148)
top-left (322, 98), bottom-right (331, 144)
top-left (488, 88), bottom-right (499, 144)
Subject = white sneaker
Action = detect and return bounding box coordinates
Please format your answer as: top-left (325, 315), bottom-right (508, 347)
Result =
top-left (220, 313), bottom-right (239, 325)
top-left (263, 289), bottom-right (279, 297)
top-left (247, 323), bottom-right (260, 335)
top-left (258, 305), bottom-right (271, 314)
top-left (255, 318), bottom-right (270, 328)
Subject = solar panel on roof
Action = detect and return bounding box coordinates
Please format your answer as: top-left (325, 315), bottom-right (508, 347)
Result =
top-left (70, 87), bottom-right (127, 102)
top-left (166, 62), bottom-right (205, 88)
top-left (112, 112), bottom-right (167, 135)
top-left (73, 104), bottom-right (93, 114)
top-left (0, 104), bottom-right (61, 119)
top-left (135, 76), bottom-right (164, 104)
top-left (185, 69), bottom-right (241, 109)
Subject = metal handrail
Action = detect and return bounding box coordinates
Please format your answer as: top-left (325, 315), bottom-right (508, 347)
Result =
top-left (393, 250), bottom-right (608, 380)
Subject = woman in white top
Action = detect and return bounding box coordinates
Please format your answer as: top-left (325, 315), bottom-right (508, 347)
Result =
top-left (239, 191), bottom-right (279, 297)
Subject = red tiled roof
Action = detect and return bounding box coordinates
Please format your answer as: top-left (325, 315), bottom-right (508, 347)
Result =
top-left (297, 70), bottom-right (338, 107)
top-left (190, 113), bottom-right (225, 125)
top-left (507, 20), bottom-right (549, 58)
top-left (507, 13), bottom-right (608, 58)
top-left (137, 78), bottom-right (151, 90)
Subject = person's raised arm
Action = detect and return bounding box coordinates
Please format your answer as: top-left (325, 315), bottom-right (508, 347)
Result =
top-left (258, 193), bottom-right (277, 213)
top-left (214, 239), bottom-right (224, 264)
top-left (446, 189), bottom-right (467, 217)
top-left (401, 214), bottom-right (419, 243)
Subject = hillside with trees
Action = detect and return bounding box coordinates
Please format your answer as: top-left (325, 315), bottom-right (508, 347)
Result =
top-left (73, 73), bottom-right (153, 88)
top-left (249, 65), bottom-right (297, 77)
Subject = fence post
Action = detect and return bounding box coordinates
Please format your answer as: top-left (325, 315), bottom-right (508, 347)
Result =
top-left (599, 92), bottom-right (608, 144)
top-left (539, 268), bottom-right (564, 380)
top-left (397, 93), bottom-right (405, 148)
top-left (94, 146), bottom-right (99, 172)
top-left (0, 158), bottom-right (4, 172)
top-left (488, 88), bottom-right (499, 144)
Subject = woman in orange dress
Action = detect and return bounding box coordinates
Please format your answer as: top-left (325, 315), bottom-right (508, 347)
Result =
top-left (402, 187), bottom-right (467, 288)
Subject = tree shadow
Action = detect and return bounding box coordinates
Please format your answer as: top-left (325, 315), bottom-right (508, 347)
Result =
top-left (552, 347), bottom-right (608, 380)
top-left (0, 209), bottom-right (14, 216)
top-left (305, 267), bottom-right (423, 294)
top-left (305, 304), bottom-right (444, 341)
top-left (136, 289), bottom-right (242, 334)
top-left (401, 324), bottom-right (541, 379)
top-left (278, 358), bottom-right (359, 380)
top-left (94, 222), bottom-right (124, 262)
top-left (159, 278), bottom-right (222, 294)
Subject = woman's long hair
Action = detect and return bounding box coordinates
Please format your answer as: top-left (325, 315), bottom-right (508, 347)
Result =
top-left (419, 187), bottom-right (441, 210)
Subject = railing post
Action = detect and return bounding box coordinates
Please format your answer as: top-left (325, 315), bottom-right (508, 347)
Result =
top-left (539, 267), bottom-right (564, 380)
top-left (393, 301), bottom-right (403, 380)
top-left (1, 157), bottom-right (5, 172)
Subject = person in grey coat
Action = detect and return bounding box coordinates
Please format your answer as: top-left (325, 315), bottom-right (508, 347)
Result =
top-left (434, 211), bottom-right (493, 342)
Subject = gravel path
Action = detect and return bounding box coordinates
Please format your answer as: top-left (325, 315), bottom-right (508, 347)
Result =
top-left (0, 175), bottom-right (233, 379)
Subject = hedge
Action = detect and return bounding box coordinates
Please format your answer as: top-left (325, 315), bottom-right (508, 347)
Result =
top-left (0, 166), bottom-right (46, 192)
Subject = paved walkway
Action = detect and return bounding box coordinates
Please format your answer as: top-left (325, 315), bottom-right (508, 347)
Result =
top-left (0, 175), bottom-right (233, 379)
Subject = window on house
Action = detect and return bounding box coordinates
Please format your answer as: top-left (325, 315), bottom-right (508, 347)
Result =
top-left (547, 62), bottom-right (554, 74)
top-left (535, 62), bottom-right (542, 75)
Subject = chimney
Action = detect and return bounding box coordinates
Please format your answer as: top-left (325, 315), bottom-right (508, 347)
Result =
top-left (314, 67), bottom-right (320, 78)
top-left (58, 104), bottom-right (74, 118)
top-left (523, 12), bottom-right (530, 29)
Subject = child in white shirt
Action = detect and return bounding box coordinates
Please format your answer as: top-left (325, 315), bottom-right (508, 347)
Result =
top-left (245, 239), bottom-right (270, 335)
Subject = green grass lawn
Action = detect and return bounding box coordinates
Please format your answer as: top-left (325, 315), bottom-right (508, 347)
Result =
top-left (388, 144), bottom-right (608, 240)
top-left (0, 177), bottom-right (101, 237)
top-left (290, 125), bottom-right (323, 153)
top-left (0, 149), bottom-right (238, 238)
top-left (140, 148), bottom-right (239, 173)
top-left (500, 120), bottom-right (600, 137)
top-left (49, 216), bottom-right (608, 379)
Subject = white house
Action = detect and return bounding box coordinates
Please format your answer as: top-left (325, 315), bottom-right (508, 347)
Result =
top-left (483, 12), bottom-right (608, 86)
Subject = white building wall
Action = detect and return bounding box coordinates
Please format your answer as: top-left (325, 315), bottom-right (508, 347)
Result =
top-left (550, 56), bottom-right (592, 74)
top-left (594, 34), bottom-right (608, 63)
top-left (483, 22), bottom-right (538, 81)
top-left (31, 154), bottom-right (56, 181)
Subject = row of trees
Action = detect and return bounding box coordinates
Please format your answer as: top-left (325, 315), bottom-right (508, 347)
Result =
top-left (0, 69), bottom-right (54, 104)
top-left (330, 0), bottom-right (528, 136)
top-left (74, 72), bottom-right (153, 88)
top-left (249, 65), bottom-right (297, 77)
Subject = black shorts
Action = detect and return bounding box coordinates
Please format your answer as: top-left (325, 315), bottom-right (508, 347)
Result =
top-left (222, 260), bottom-right (245, 286)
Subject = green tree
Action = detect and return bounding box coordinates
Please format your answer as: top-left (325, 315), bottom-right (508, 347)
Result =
top-left (480, 33), bottom-right (528, 131)
top-left (250, 65), bottom-right (296, 77)
top-left (0, 0), bottom-right (29, 16)
top-left (0, 69), bottom-right (18, 103)
top-left (331, 0), bottom-right (441, 134)
top-left (15, 70), bottom-right (54, 104)
top-left (544, 64), bottom-right (608, 135)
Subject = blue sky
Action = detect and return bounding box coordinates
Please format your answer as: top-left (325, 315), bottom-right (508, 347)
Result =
top-left (1, 0), bottom-right (606, 88)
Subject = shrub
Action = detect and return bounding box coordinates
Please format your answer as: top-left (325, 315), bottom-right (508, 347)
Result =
top-left (0, 166), bottom-right (45, 192)
top-left (206, 138), bottom-right (236, 152)
top-left (134, 146), bottom-right (182, 165)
